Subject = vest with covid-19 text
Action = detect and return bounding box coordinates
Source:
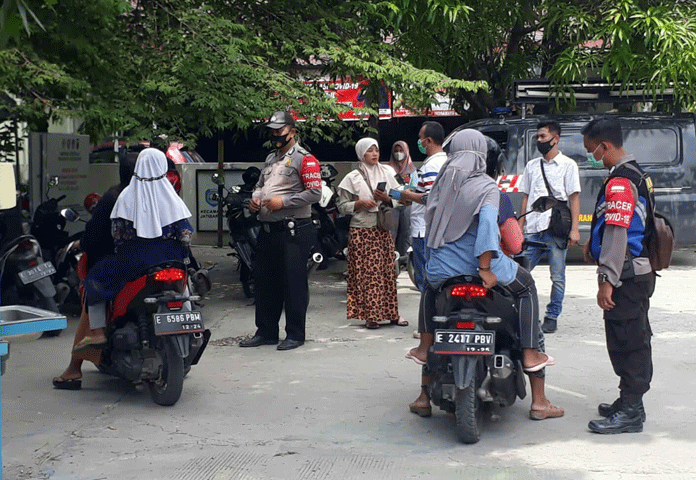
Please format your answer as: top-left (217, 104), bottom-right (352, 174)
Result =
top-left (590, 161), bottom-right (654, 261)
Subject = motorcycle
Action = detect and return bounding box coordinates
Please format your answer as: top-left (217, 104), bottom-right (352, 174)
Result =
top-left (96, 259), bottom-right (210, 406)
top-left (52, 207), bottom-right (87, 314)
top-left (0, 233), bottom-right (59, 325)
top-left (425, 240), bottom-right (547, 443)
top-left (212, 169), bottom-right (324, 299)
top-left (311, 163), bottom-right (349, 265)
top-left (213, 169), bottom-right (261, 298)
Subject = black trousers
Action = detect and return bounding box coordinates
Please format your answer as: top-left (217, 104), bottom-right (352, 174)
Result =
top-left (254, 222), bottom-right (315, 342)
top-left (604, 272), bottom-right (656, 395)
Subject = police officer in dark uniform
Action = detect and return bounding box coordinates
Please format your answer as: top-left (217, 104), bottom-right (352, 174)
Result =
top-left (240, 111), bottom-right (322, 350)
top-left (582, 116), bottom-right (656, 434)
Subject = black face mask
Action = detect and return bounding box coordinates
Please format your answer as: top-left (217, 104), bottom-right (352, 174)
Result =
top-left (271, 132), bottom-right (291, 150)
top-left (536, 139), bottom-right (555, 156)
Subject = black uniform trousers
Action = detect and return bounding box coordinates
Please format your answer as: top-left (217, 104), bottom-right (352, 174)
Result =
top-left (254, 221), bottom-right (315, 342)
top-left (604, 272), bottom-right (656, 395)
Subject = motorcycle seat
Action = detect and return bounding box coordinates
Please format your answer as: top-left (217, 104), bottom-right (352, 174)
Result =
top-left (112, 261), bottom-right (188, 319)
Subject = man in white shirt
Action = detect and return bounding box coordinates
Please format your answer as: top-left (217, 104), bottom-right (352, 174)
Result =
top-left (401, 121), bottom-right (448, 291)
top-left (518, 120), bottom-right (581, 334)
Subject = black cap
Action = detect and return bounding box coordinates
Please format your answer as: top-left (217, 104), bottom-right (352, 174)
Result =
top-left (266, 111), bottom-right (295, 129)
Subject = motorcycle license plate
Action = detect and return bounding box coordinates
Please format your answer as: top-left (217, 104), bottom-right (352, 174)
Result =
top-left (153, 310), bottom-right (204, 336)
top-left (433, 329), bottom-right (495, 355)
top-left (18, 261), bottom-right (56, 285)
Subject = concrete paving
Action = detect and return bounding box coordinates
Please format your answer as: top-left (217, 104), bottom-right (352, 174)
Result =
top-left (2, 246), bottom-right (696, 479)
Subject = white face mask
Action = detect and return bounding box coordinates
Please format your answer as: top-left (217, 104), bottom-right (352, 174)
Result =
top-left (394, 152), bottom-right (406, 162)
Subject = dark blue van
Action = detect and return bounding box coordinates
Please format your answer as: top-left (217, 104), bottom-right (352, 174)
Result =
top-left (445, 113), bottom-right (696, 246)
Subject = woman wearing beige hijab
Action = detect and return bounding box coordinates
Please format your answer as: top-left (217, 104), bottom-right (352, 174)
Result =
top-left (337, 138), bottom-right (407, 329)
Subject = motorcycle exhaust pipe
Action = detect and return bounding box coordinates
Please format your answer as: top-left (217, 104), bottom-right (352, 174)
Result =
top-left (307, 252), bottom-right (323, 275)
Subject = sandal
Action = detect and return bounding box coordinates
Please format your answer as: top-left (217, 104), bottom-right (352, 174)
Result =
top-left (52, 376), bottom-right (82, 390)
top-left (73, 335), bottom-right (107, 352)
top-left (365, 322), bottom-right (380, 329)
top-left (530, 404), bottom-right (564, 420)
top-left (390, 316), bottom-right (409, 327)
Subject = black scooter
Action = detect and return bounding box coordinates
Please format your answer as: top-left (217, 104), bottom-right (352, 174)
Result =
top-left (212, 169), bottom-right (323, 299)
top-left (426, 240), bottom-right (547, 443)
top-left (0, 233), bottom-right (60, 327)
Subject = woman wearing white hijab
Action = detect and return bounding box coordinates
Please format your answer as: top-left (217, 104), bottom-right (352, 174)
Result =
top-left (337, 137), bottom-right (406, 329)
top-left (76, 148), bottom-right (193, 349)
top-left (405, 129), bottom-right (563, 421)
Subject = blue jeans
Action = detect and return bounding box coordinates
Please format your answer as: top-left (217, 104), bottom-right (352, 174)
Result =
top-left (523, 230), bottom-right (567, 321)
top-left (411, 237), bottom-right (426, 292)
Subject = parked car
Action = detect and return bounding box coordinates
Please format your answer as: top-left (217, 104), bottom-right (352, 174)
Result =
top-left (444, 113), bottom-right (696, 246)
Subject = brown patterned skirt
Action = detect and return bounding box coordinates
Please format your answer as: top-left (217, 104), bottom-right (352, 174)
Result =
top-left (346, 227), bottom-right (398, 323)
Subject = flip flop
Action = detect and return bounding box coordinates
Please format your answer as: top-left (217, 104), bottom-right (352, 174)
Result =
top-left (52, 377), bottom-right (82, 390)
top-left (405, 349), bottom-right (426, 366)
top-left (523, 355), bottom-right (556, 373)
top-left (390, 316), bottom-right (409, 327)
top-left (365, 322), bottom-right (380, 329)
top-left (72, 336), bottom-right (107, 352)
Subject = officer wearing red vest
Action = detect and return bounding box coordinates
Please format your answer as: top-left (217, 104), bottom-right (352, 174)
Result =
top-left (582, 116), bottom-right (656, 434)
top-left (240, 111), bottom-right (322, 350)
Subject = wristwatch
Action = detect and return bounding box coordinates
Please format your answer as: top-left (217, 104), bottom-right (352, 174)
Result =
top-left (598, 273), bottom-right (609, 284)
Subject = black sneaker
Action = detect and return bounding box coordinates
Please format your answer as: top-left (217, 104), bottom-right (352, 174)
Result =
top-left (541, 317), bottom-right (557, 333)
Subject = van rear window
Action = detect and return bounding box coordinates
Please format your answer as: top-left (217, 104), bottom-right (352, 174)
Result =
top-left (526, 127), bottom-right (679, 167)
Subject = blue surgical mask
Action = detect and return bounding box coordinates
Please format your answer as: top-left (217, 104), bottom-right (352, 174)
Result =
top-left (417, 139), bottom-right (427, 155)
top-left (587, 144), bottom-right (605, 169)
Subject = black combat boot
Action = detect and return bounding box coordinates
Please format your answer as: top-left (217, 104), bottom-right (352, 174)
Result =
top-left (598, 393), bottom-right (646, 422)
top-left (589, 394), bottom-right (644, 434)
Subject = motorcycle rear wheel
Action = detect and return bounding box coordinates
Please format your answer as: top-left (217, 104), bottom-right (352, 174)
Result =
top-left (148, 336), bottom-right (185, 406)
top-left (454, 364), bottom-right (483, 444)
top-left (406, 251), bottom-right (417, 288)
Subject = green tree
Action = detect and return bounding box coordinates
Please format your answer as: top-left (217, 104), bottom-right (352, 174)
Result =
top-left (0, 0), bottom-right (483, 147)
top-left (386, 0), bottom-right (696, 113)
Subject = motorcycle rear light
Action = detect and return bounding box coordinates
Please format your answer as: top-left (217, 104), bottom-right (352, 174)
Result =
top-left (456, 321), bottom-right (475, 330)
top-left (167, 301), bottom-right (183, 310)
top-left (153, 268), bottom-right (185, 282)
top-left (16, 239), bottom-right (35, 253)
top-left (451, 284), bottom-right (488, 299)
top-left (28, 260), bottom-right (37, 266)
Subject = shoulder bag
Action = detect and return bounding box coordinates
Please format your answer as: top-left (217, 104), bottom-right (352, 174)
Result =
top-left (358, 168), bottom-right (398, 232)
top-left (539, 159), bottom-right (573, 239)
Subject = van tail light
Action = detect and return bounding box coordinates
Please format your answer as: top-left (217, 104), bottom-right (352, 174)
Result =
top-left (153, 268), bottom-right (185, 283)
top-left (456, 321), bottom-right (475, 330)
top-left (167, 301), bottom-right (183, 310)
top-left (450, 284), bottom-right (488, 300)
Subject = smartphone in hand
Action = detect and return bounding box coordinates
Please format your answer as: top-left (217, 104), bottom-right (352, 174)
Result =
top-left (388, 188), bottom-right (402, 200)
top-left (376, 181), bottom-right (387, 191)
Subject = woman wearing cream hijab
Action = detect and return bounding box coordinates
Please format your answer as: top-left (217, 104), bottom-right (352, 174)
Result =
top-left (337, 138), bottom-right (406, 329)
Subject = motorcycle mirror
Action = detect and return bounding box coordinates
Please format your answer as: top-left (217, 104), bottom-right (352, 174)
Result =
top-left (60, 208), bottom-right (80, 222)
top-left (211, 173), bottom-right (225, 186)
top-left (516, 195), bottom-right (557, 220)
top-left (48, 176), bottom-right (59, 187)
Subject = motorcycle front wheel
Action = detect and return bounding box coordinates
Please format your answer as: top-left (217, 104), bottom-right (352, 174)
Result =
top-left (148, 336), bottom-right (185, 406)
top-left (454, 361), bottom-right (484, 444)
top-left (38, 295), bottom-right (63, 338)
top-left (240, 263), bottom-right (255, 299)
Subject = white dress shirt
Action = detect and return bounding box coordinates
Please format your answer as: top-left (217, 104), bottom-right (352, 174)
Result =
top-left (519, 151), bottom-right (581, 234)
